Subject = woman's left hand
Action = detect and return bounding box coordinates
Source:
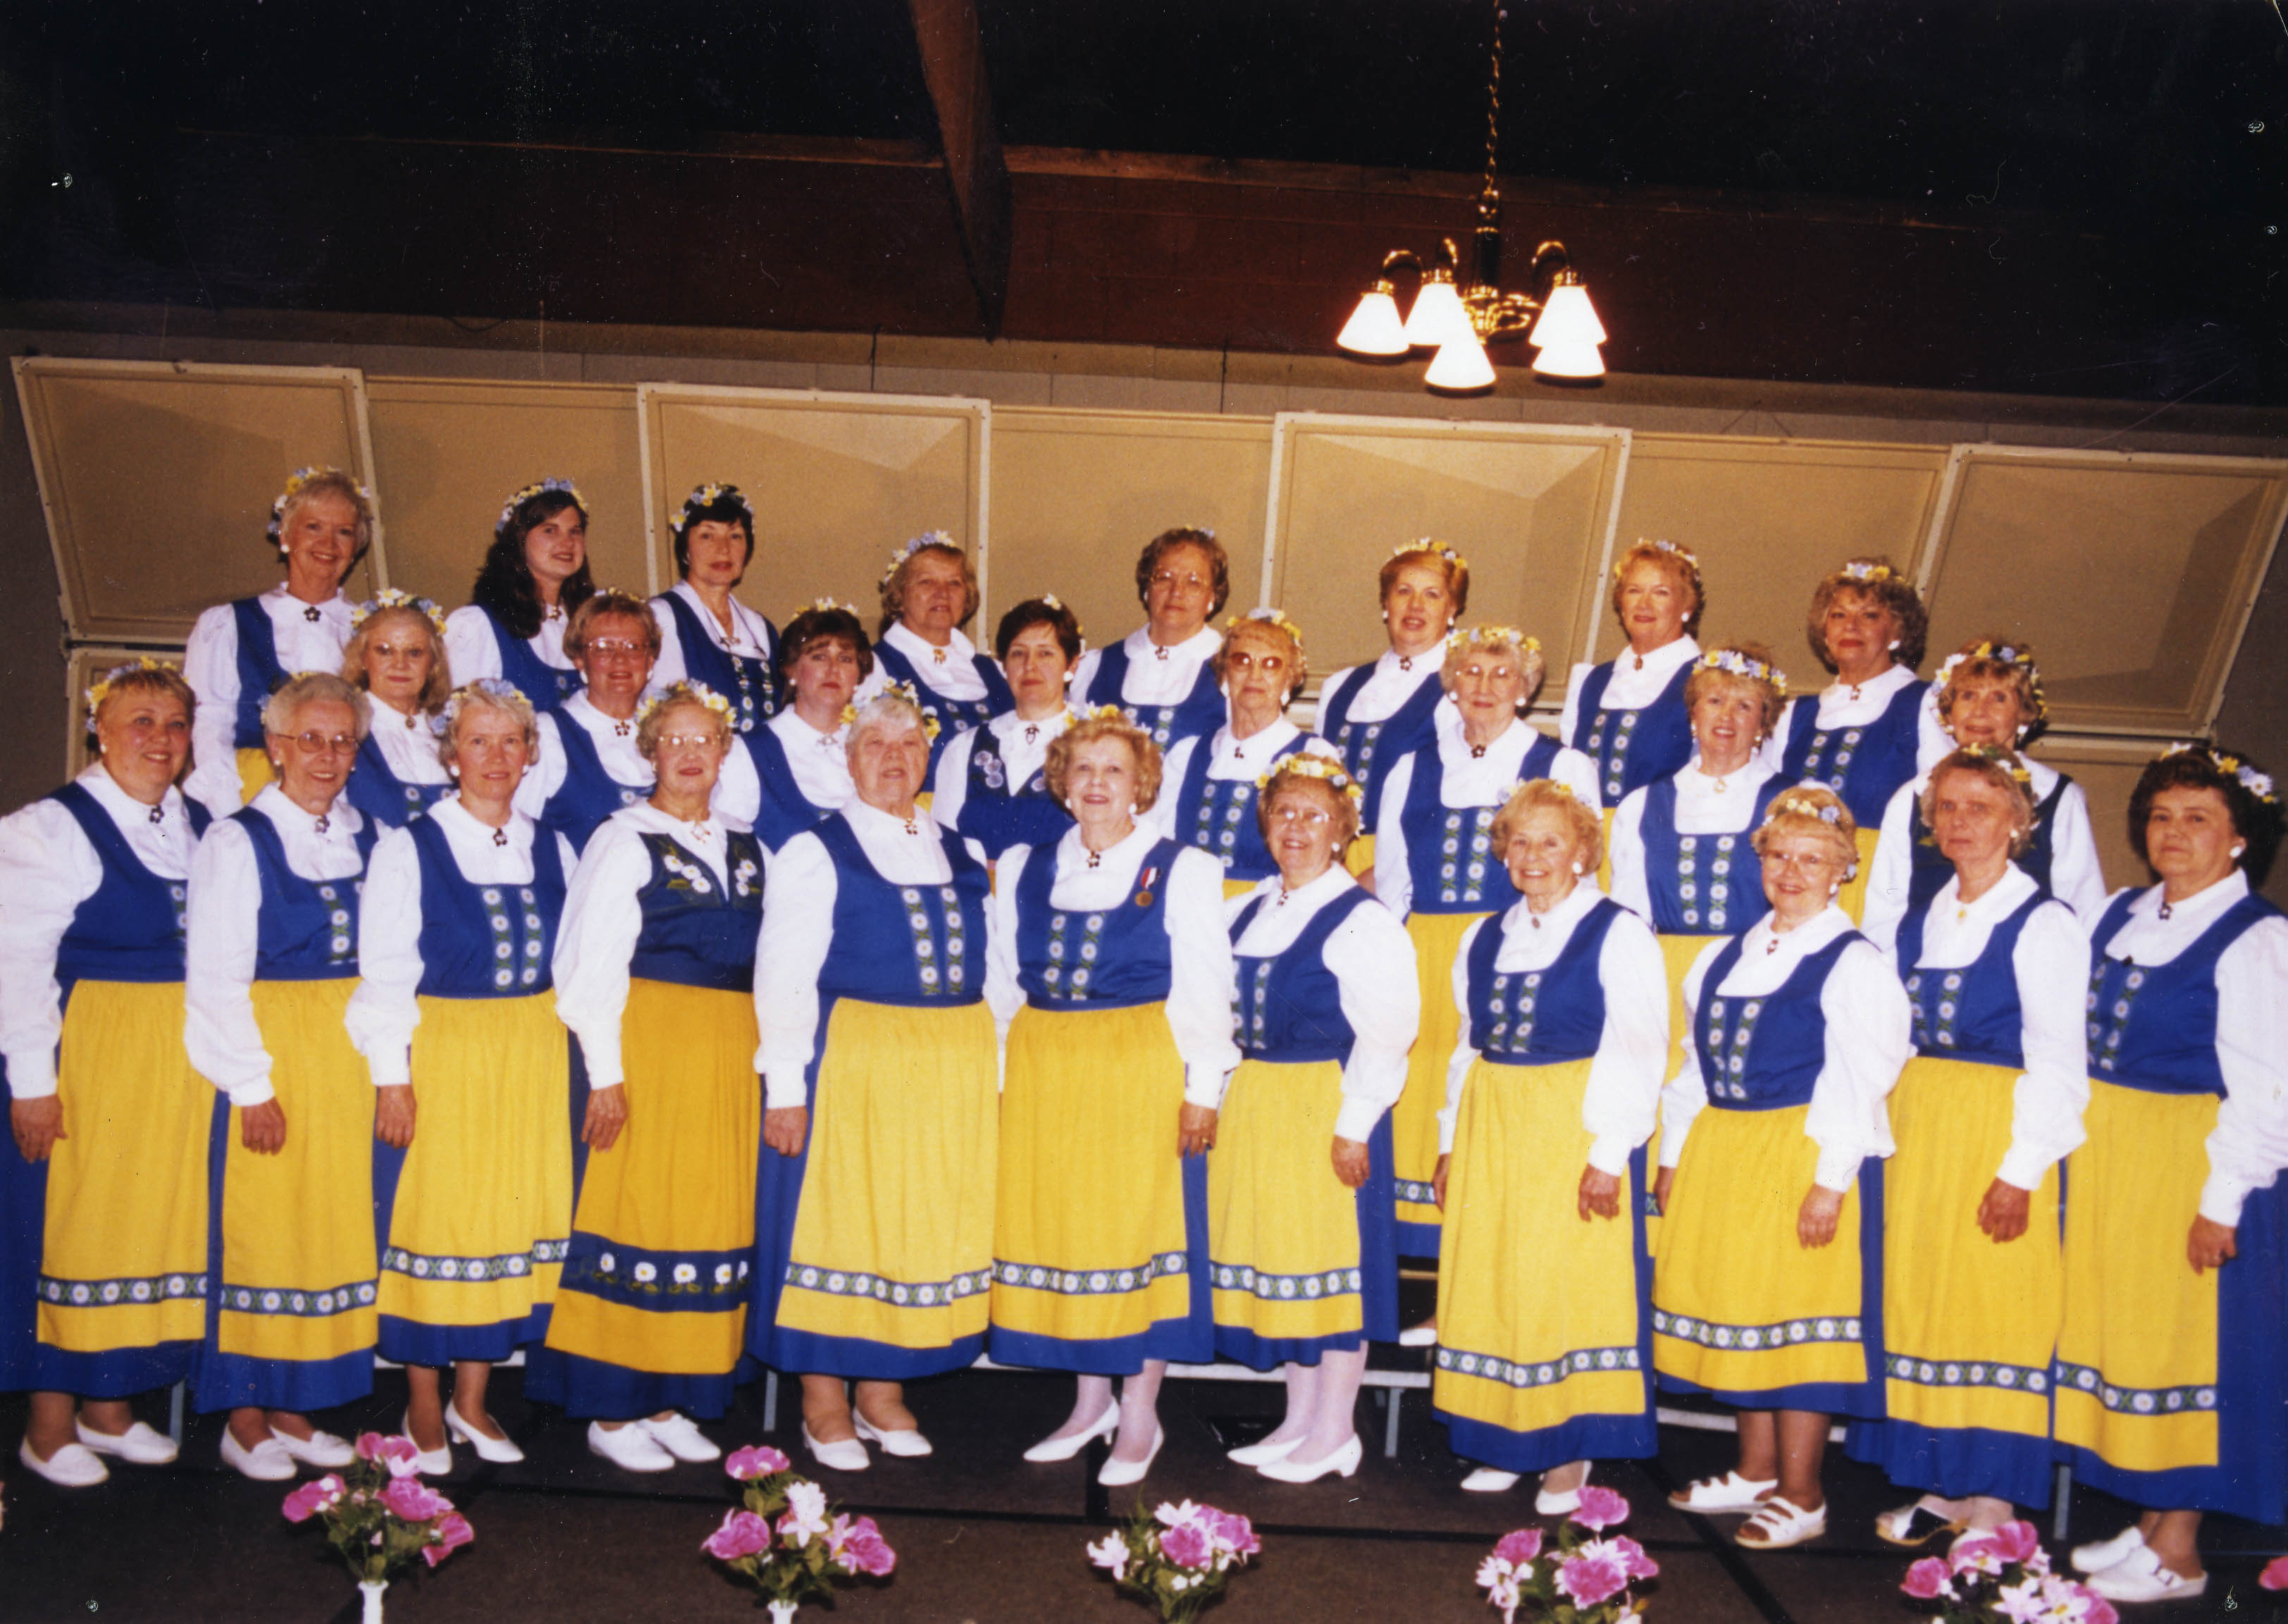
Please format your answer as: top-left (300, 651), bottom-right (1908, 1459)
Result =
top-left (1976, 1177), bottom-right (2030, 1243)
top-left (1177, 1103), bottom-right (1218, 1157)
top-left (1577, 1164), bottom-right (1621, 1221)
top-left (2189, 1215), bottom-right (2238, 1275)
top-left (373, 1084), bottom-right (416, 1149)
top-left (1330, 1136), bottom-right (1370, 1189)
top-left (1798, 1184), bottom-right (1844, 1249)
top-left (9, 1096), bottom-right (64, 1163)
top-left (764, 1106), bottom-right (810, 1159)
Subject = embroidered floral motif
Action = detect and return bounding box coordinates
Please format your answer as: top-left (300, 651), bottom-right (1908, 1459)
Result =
top-left (1886, 1353), bottom-right (2050, 1394)
top-left (1675, 833), bottom-right (1748, 931)
top-left (784, 1263), bottom-right (991, 1308)
top-left (2053, 1359), bottom-right (2213, 1415)
top-left (39, 1271), bottom-right (207, 1307)
top-left (218, 1279), bottom-right (377, 1318)
top-left (2085, 960), bottom-right (2147, 1073)
top-left (1210, 1261), bottom-right (1363, 1301)
top-left (1800, 726), bottom-right (1864, 792)
top-left (993, 1253), bottom-right (1189, 1296)
top-left (1041, 911), bottom-right (1109, 1001)
top-left (1482, 970), bottom-right (1544, 1056)
top-left (1437, 1342), bottom-right (1643, 1387)
top-left (1436, 807), bottom-right (1498, 905)
top-left (383, 1239), bottom-right (567, 1283)
top-left (1652, 1308), bottom-right (1862, 1349)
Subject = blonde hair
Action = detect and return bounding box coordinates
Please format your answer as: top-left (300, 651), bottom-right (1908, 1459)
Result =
top-left (1752, 783), bottom-right (1860, 878)
top-left (564, 590), bottom-right (662, 662)
top-left (1489, 779), bottom-right (1603, 874)
top-left (1682, 640), bottom-right (1788, 742)
top-left (1806, 556), bottom-right (1928, 674)
top-left (340, 605), bottom-right (452, 717)
top-left (1609, 539), bottom-right (1703, 638)
top-left (1919, 748), bottom-right (2037, 859)
top-left (1440, 629), bottom-right (1547, 708)
top-left (878, 540), bottom-right (981, 637)
top-left (1044, 712), bottom-right (1165, 815)
top-left (1215, 614), bottom-right (1308, 705)
top-left (87, 664), bottom-right (196, 744)
top-left (635, 683), bottom-right (733, 761)
top-left (1254, 764), bottom-right (1361, 853)
top-left (1378, 544), bottom-right (1470, 616)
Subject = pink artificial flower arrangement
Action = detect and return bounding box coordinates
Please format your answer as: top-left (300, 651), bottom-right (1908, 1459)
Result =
top-left (1897, 1521), bottom-right (2117, 1624)
top-left (1476, 1488), bottom-right (1659, 1623)
top-left (703, 1444), bottom-right (895, 1620)
top-left (280, 1432), bottom-right (474, 1590)
top-left (1087, 1499), bottom-right (1260, 1623)
top-left (2263, 1555), bottom-right (2288, 1591)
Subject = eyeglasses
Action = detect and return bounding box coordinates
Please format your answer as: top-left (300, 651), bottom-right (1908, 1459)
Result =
top-left (1225, 650), bottom-right (1289, 674)
top-left (1150, 571), bottom-right (1211, 591)
top-left (583, 639), bottom-right (649, 659)
top-left (1265, 802), bottom-right (1332, 828)
top-left (656, 733), bottom-right (722, 751)
top-left (283, 731), bottom-right (358, 755)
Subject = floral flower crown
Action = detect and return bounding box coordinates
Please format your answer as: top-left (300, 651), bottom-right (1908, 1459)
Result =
top-left (1447, 625), bottom-right (1540, 655)
top-left (1768, 791), bottom-right (1845, 826)
top-left (352, 588), bottom-right (447, 634)
top-left (84, 656), bottom-right (183, 712)
top-left (1948, 742), bottom-right (2035, 788)
top-left (839, 680), bottom-right (945, 741)
top-left (636, 681), bottom-right (734, 729)
top-left (1694, 647), bottom-right (1786, 695)
top-left (1390, 537), bottom-right (1470, 572)
top-left (443, 678), bottom-right (528, 730)
top-left (882, 530), bottom-right (958, 585)
top-left (1228, 605), bottom-right (1305, 650)
top-left (1616, 536), bottom-right (1698, 578)
top-left (1938, 640), bottom-right (2048, 721)
top-left (669, 483), bottom-right (754, 541)
top-left (498, 478), bottom-right (585, 531)
top-left (267, 466), bottom-right (372, 546)
top-left (800, 596), bottom-right (856, 617)
top-left (2160, 740), bottom-right (2278, 805)
top-left (1258, 752), bottom-right (1363, 807)
top-left (1033, 592), bottom-right (1087, 643)
top-left (1838, 560), bottom-right (1897, 585)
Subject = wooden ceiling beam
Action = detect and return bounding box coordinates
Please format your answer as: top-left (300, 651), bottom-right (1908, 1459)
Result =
top-left (906, 0), bottom-right (1013, 337)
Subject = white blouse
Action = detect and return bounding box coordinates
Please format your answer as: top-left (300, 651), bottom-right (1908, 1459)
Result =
top-left (1907, 867), bottom-right (2092, 1189)
top-left (1442, 885), bottom-right (1669, 1170)
top-left (1156, 720), bottom-right (1340, 838)
top-left (648, 581), bottom-right (777, 693)
top-left (344, 800), bottom-right (571, 1090)
top-left (754, 802), bottom-right (961, 1110)
top-left (1557, 635), bottom-right (1702, 743)
top-left (984, 822), bottom-right (1241, 1107)
top-left (1070, 625), bottom-right (1222, 709)
top-left (1371, 712), bottom-right (1602, 919)
top-left (551, 804), bottom-right (751, 1092)
top-left (364, 696), bottom-right (451, 788)
top-left (760, 708), bottom-right (855, 819)
top-left (858, 621), bottom-right (995, 705)
top-left (184, 786), bottom-right (371, 1108)
top-left (1311, 650), bottom-right (1445, 731)
top-left (929, 706), bottom-right (1080, 857)
top-left (0, 767), bottom-right (201, 1099)
top-left (2097, 872), bottom-right (2288, 1227)
top-left (518, 693), bottom-right (764, 833)
top-left (1861, 761), bottom-right (2108, 957)
top-left (443, 603), bottom-right (573, 691)
top-left (1225, 865), bottom-right (1420, 1143)
top-left (183, 586), bottom-right (354, 817)
top-left (1608, 756), bottom-right (1781, 926)
top-left (1661, 904), bottom-right (1912, 1191)
top-left (1760, 663), bottom-right (1950, 775)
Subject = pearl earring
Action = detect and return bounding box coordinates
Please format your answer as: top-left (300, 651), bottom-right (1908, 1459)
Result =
top-left (1570, 861), bottom-right (1584, 875)
top-left (2233, 843), bottom-right (2247, 860)
top-left (1887, 638), bottom-right (1901, 651)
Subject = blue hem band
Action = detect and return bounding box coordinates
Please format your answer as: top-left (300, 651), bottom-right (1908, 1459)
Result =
top-left (192, 1345), bottom-right (374, 1414)
top-left (519, 1346), bottom-right (735, 1420)
top-left (31, 1341), bottom-right (195, 1398)
top-left (1211, 1326), bottom-right (1366, 1371)
top-left (1843, 1418), bottom-right (2055, 1508)
top-left (1440, 1410), bottom-right (1658, 1474)
top-left (760, 1327), bottom-right (984, 1382)
top-left (377, 1310), bottom-right (547, 1368)
top-left (1653, 1369), bottom-right (1886, 1420)
top-left (1394, 1220), bottom-right (1442, 1260)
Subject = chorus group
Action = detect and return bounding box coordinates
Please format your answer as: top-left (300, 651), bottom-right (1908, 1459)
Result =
top-left (3, 468), bottom-right (2282, 1610)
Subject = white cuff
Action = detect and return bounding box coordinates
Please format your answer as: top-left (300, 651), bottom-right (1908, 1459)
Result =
top-left (1812, 1144), bottom-right (1864, 1194)
top-left (763, 1070), bottom-right (809, 1112)
top-left (364, 1048), bottom-right (412, 1091)
top-left (2198, 1174), bottom-right (2249, 1229)
top-left (1182, 1065), bottom-right (1230, 1111)
top-left (1332, 1097), bottom-right (1386, 1146)
top-left (1993, 1144), bottom-right (2053, 1194)
top-left (2, 1053), bottom-right (58, 1100)
top-left (226, 1078), bottom-right (276, 1109)
top-left (1587, 1133), bottom-right (1633, 1179)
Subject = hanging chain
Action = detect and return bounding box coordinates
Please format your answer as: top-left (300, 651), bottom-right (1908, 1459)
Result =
top-left (1480, 2), bottom-right (1504, 211)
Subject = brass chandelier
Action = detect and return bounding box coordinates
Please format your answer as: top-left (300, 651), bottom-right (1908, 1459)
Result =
top-left (1335, 3), bottom-right (1607, 390)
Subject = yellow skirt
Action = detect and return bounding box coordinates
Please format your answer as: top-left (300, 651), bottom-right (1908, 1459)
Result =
top-left (1652, 1103), bottom-right (1881, 1413)
top-left (36, 981), bottom-right (208, 1372)
top-left (375, 993), bottom-right (572, 1360)
top-left (235, 747), bottom-right (272, 807)
top-left (763, 999), bottom-right (998, 1373)
top-left (1836, 827), bottom-right (1878, 926)
top-left (1641, 932), bottom-right (1719, 1258)
top-left (989, 1003), bottom-right (1208, 1372)
top-left (1222, 876), bottom-right (1256, 902)
top-left (545, 980), bottom-right (757, 1378)
top-left (1343, 834), bottom-right (1376, 879)
top-left (1393, 909), bottom-right (1487, 1252)
top-left (199, 978), bottom-right (378, 1411)
top-left (1435, 1058), bottom-right (1655, 1467)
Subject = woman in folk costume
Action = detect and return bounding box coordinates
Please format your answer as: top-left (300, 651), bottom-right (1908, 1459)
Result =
top-left (1843, 747), bottom-right (2089, 1544)
top-left (1313, 541), bottom-right (1466, 874)
top-left (1, 661), bottom-right (207, 1487)
top-left (1160, 610), bottom-right (1340, 898)
top-left (649, 482), bottom-right (781, 736)
top-left (742, 602), bottom-right (870, 852)
top-left (339, 590), bottom-right (454, 829)
top-left (1561, 538), bottom-right (1705, 812)
top-left (2055, 744), bottom-right (2288, 1608)
top-left (1431, 781), bottom-right (1667, 1506)
top-left (443, 478), bottom-right (595, 714)
top-left (185, 672), bottom-right (381, 1481)
top-left (753, 687), bottom-right (998, 1471)
top-left (1371, 626), bottom-right (1597, 1288)
top-left (862, 533), bottom-right (1010, 772)
top-left (930, 596), bottom-right (1085, 864)
top-left (986, 711), bottom-right (1239, 1487)
top-left (347, 681), bottom-right (574, 1475)
top-left (183, 467), bottom-right (371, 819)
top-left (1070, 527), bottom-right (1229, 756)
top-left (1212, 757), bottom-right (1416, 1484)
top-left (1652, 786), bottom-right (1911, 1550)
top-left (1860, 637), bottom-right (2108, 955)
top-left (539, 683), bottom-right (765, 1473)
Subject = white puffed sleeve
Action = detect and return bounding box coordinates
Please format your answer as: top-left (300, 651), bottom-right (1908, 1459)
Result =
top-left (1323, 898), bottom-right (1420, 1143)
top-left (183, 822), bottom-right (276, 1108)
top-left (1440, 917), bottom-right (1490, 1155)
top-left (1657, 940), bottom-right (1724, 1167)
top-left (2043, 781), bottom-right (2109, 925)
top-left (1583, 909), bottom-right (1671, 1174)
top-left (1371, 754), bottom-right (1418, 919)
top-left (2201, 915), bottom-right (2288, 1227)
top-left (1806, 938), bottom-right (1912, 1191)
top-left (1545, 743), bottom-right (1602, 815)
top-left (183, 602), bottom-right (249, 818)
top-left (1164, 846), bottom-right (1243, 1108)
top-left (1994, 898), bottom-right (2094, 1191)
top-left (1606, 786), bottom-right (1655, 925)
top-left (344, 826), bottom-right (424, 1089)
top-left (548, 823), bottom-right (653, 1091)
top-left (929, 727), bottom-right (979, 840)
top-left (984, 843), bottom-right (1030, 1034)
top-left (753, 831), bottom-right (837, 1110)
top-left (1151, 738), bottom-right (1201, 841)
top-left (0, 802), bottom-right (104, 1098)
top-left (514, 714), bottom-right (567, 822)
top-left (1915, 684), bottom-right (1953, 773)
top-left (1557, 660), bottom-right (1594, 747)
top-left (443, 606), bottom-right (502, 688)
top-left (648, 597), bottom-right (691, 690)
top-left (1860, 781), bottom-right (1919, 960)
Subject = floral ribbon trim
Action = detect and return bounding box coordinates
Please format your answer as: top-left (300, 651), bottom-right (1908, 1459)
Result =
top-left (381, 1239), bottom-right (568, 1284)
top-left (39, 1271), bottom-right (207, 1308)
top-left (2052, 1360), bottom-right (2215, 1415)
top-left (1885, 1353), bottom-right (2050, 1394)
top-left (1436, 1341), bottom-right (1643, 1389)
top-left (1651, 1308), bottom-right (1863, 1351)
top-left (1208, 1263), bottom-right (1363, 1302)
top-left (991, 1253), bottom-right (1188, 1296)
top-left (216, 1279), bottom-right (378, 1318)
top-left (781, 1263), bottom-right (992, 1308)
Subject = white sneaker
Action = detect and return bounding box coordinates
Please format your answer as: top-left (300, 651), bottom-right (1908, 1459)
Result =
top-left (269, 1427), bottom-right (356, 1468)
top-left (19, 1437), bottom-right (108, 1487)
top-left (220, 1430), bottom-right (297, 1482)
top-left (2085, 1545), bottom-right (2208, 1604)
top-left (2070, 1524), bottom-right (2146, 1574)
top-left (638, 1412), bottom-right (722, 1463)
top-left (586, 1420), bottom-right (676, 1473)
top-left (75, 1419), bottom-right (177, 1465)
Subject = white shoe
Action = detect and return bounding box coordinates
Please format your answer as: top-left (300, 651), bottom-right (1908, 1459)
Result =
top-left (2071, 1524), bottom-right (2146, 1574)
top-left (444, 1403), bottom-right (522, 1464)
top-left (1097, 1425), bottom-right (1164, 1488)
top-left (1462, 1467), bottom-right (1522, 1493)
top-left (400, 1411), bottom-right (452, 1477)
top-left (2086, 1545), bottom-right (2208, 1604)
top-left (853, 1412), bottom-right (932, 1458)
top-left (269, 1427), bottom-right (356, 1469)
top-left (1227, 1434), bottom-right (1304, 1468)
top-left (1397, 1321), bottom-right (1439, 1348)
top-left (1535, 1465), bottom-right (1590, 1515)
top-left (1736, 1496), bottom-right (1826, 1550)
top-left (19, 1437), bottom-right (108, 1487)
top-left (639, 1412), bottom-right (721, 1464)
top-left (1667, 1470), bottom-right (1779, 1513)
top-left (75, 1419), bottom-right (177, 1465)
top-left (220, 1430), bottom-right (297, 1482)
top-left (586, 1420), bottom-right (675, 1473)
top-left (1023, 1400), bottom-right (1119, 1463)
top-left (1257, 1434), bottom-right (1361, 1484)
top-left (802, 1423), bottom-right (871, 1473)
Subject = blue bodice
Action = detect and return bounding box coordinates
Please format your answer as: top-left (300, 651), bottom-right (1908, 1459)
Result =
top-left (1394, 735), bottom-right (1559, 916)
top-left (1463, 897), bottom-right (1622, 1066)
top-left (1637, 773), bottom-right (1785, 936)
top-left (627, 829), bottom-right (765, 993)
top-left (344, 731), bottom-right (451, 829)
top-left (1229, 887), bottom-right (1373, 1063)
top-left (477, 606), bottom-right (581, 714)
top-left (738, 724), bottom-right (839, 853)
top-left (1172, 734), bottom-right (1311, 884)
top-left (2084, 889), bottom-right (2282, 1097)
top-left (871, 640), bottom-right (1013, 776)
top-left (542, 714), bottom-right (651, 855)
top-left (808, 814), bottom-right (988, 1008)
top-left (1781, 678), bottom-right (1929, 827)
top-left (1569, 658), bottom-right (1696, 808)
top-left (1693, 931), bottom-right (1862, 1110)
top-left (1898, 888), bottom-right (2046, 1068)
top-left (47, 783), bottom-right (206, 988)
top-left (1318, 665), bottom-right (1444, 833)
top-left (1013, 838), bottom-right (1183, 1008)
top-left (654, 590), bottom-right (779, 736)
top-left (1082, 641), bottom-right (1225, 755)
top-left (233, 805), bottom-right (377, 982)
top-left (228, 597), bottom-right (290, 750)
top-left (407, 815), bottom-right (566, 999)
top-left (953, 729), bottom-right (1074, 859)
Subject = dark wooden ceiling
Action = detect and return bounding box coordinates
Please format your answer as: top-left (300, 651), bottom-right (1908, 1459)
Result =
top-left (1, 1), bottom-right (2280, 402)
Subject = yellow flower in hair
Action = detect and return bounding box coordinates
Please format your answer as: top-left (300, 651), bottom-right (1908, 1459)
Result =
top-left (1769, 792), bottom-right (1843, 826)
top-left (1390, 538), bottom-right (1470, 572)
top-left (352, 588), bottom-right (447, 634)
top-left (84, 656), bottom-right (182, 713)
top-left (864, 681), bottom-right (944, 740)
top-left (1840, 560), bottom-right (1896, 584)
top-left (1615, 537), bottom-right (1698, 578)
top-left (1951, 742), bottom-right (2035, 787)
top-left (1695, 648), bottom-right (1787, 697)
top-left (636, 681), bottom-right (732, 729)
top-left (500, 477), bottom-right (585, 531)
top-left (882, 531), bottom-right (958, 585)
top-left (1446, 626), bottom-right (1539, 655)
top-left (1258, 752), bottom-right (1364, 807)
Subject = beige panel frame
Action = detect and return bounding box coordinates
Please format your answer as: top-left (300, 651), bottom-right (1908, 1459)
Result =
top-left (365, 378), bottom-right (647, 612)
top-left (1263, 414), bottom-right (1631, 706)
top-left (1609, 435), bottom-right (1950, 688)
top-left (991, 408), bottom-right (1273, 650)
top-left (637, 385), bottom-right (989, 626)
top-left (2024, 732), bottom-right (2163, 896)
top-left (1917, 444), bottom-right (2288, 738)
top-left (14, 358), bottom-right (381, 643)
top-left (63, 644), bottom-right (185, 781)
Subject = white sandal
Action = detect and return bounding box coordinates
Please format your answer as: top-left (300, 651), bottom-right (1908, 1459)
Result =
top-left (1735, 1496), bottom-right (1826, 1550)
top-left (1666, 1470), bottom-right (1778, 1513)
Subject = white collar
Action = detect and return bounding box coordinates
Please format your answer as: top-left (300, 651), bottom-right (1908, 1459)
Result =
top-left (250, 782), bottom-right (361, 838)
top-left (846, 798), bottom-right (934, 841)
top-left (2129, 869), bottom-right (2251, 926)
top-left (567, 690), bottom-right (642, 738)
top-left (1929, 862), bottom-right (2037, 924)
top-left (1819, 662), bottom-right (1918, 705)
top-left (1739, 902), bottom-right (1853, 962)
top-left (1249, 861), bottom-right (1353, 912)
top-left (771, 706), bottom-right (849, 750)
top-left (80, 762), bottom-right (188, 829)
top-left (1215, 715), bottom-right (1300, 766)
top-left (1499, 877), bottom-right (1604, 938)
top-left (431, 794), bottom-right (533, 854)
top-left (1123, 624), bottom-right (1220, 664)
top-left (262, 584), bottom-right (350, 619)
top-left (1377, 645), bottom-right (1445, 679)
top-left (884, 619), bottom-right (976, 669)
top-left (1613, 634), bottom-right (1700, 679)
top-left (992, 706), bottom-right (1078, 743)
top-left (1058, 817), bottom-right (1161, 872)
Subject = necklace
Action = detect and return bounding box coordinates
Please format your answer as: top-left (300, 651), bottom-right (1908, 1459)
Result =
top-left (404, 711), bottom-right (418, 729)
top-left (543, 604), bottom-right (564, 623)
top-left (932, 646), bottom-right (947, 665)
top-left (1633, 652), bottom-right (1645, 671)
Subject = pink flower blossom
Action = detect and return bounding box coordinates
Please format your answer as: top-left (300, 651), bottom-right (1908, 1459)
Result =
top-left (357, 1433), bottom-right (424, 1479)
top-left (1204, 1506), bottom-right (1259, 1559)
top-left (1982, 1521), bottom-right (2046, 1568)
top-left (1159, 1520), bottom-right (1211, 1570)
top-left (702, 1508), bottom-right (773, 1561)
top-left (423, 1512), bottom-right (474, 1568)
top-left (281, 1475), bottom-right (345, 1524)
top-left (1993, 1575), bottom-right (2053, 1623)
top-left (1580, 1535), bottom-right (1659, 1582)
top-left (1557, 1554), bottom-right (1628, 1609)
top-left (725, 1444), bottom-right (791, 1480)
top-left (835, 1514), bottom-right (896, 1577)
top-left (1492, 1527), bottom-right (1544, 1566)
top-left (1902, 1556), bottom-right (1956, 1600)
top-left (1087, 1531), bottom-right (1130, 1582)
top-left (380, 1476), bottom-right (454, 1523)
top-left (1571, 1484), bottom-right (1632, 1532)
top-left (2263, 1555), bottom-right (2288, 1591)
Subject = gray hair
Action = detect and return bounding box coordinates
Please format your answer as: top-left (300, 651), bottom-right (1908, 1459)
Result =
top-left (845, 688), bottom-right (934, 760)
top-left (437, 682), bottom-right (540, 772)
top-left (262, 671), bottom-right (371, 743)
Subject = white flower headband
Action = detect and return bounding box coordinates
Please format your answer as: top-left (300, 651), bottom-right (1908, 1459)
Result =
top-left (1695, 647), bottom-right (1787, 696)
top-left (1228, 606), bottom-right (1305, 653)
top-left (1258, 752), bottom-right (1363, 807)
top-left (1946, 742), bottom-right (2035, 788)
top-left (84, 656), bottom-right (183, 712)
top-left (669, 483), bottom-right (754, 541)
top-left (1616, 537), bottom-right (1698, 578)
top-left (1390, 538), bottom-right (1468, 571)
top-left (636, 681), bottom-right (734, 729)
top-left (2160, 741), bottom-right (2278, 805)
top-left (882, 530), bottom-right (959, 585)
top-left (268, 466), bottom-right (372, 547)
top-left (1938, 640), bottom-right (2048, 722)
top-left (443, 678), bottom-right (529, 731)
top-left (840, 681), bottom-right (943, 741)
top-left (499, 478), bottom-right (585, 531)
top-left (1446, 626), bottom-right (1540, 655)
top-left (1838, 560), bottom-right (1898, 585)
top-left (802, 597), bottom-right (856, 616)
top-left (1768, 791), bottom-right (1845, 826)
top-left (352, 588), bottom-right (447, 635)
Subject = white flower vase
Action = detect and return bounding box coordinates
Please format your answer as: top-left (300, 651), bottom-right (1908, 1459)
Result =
top-left (765, 1604), bottom-right (798, 1624)
top-left (359, 1580), bottom-right (388, 1624)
